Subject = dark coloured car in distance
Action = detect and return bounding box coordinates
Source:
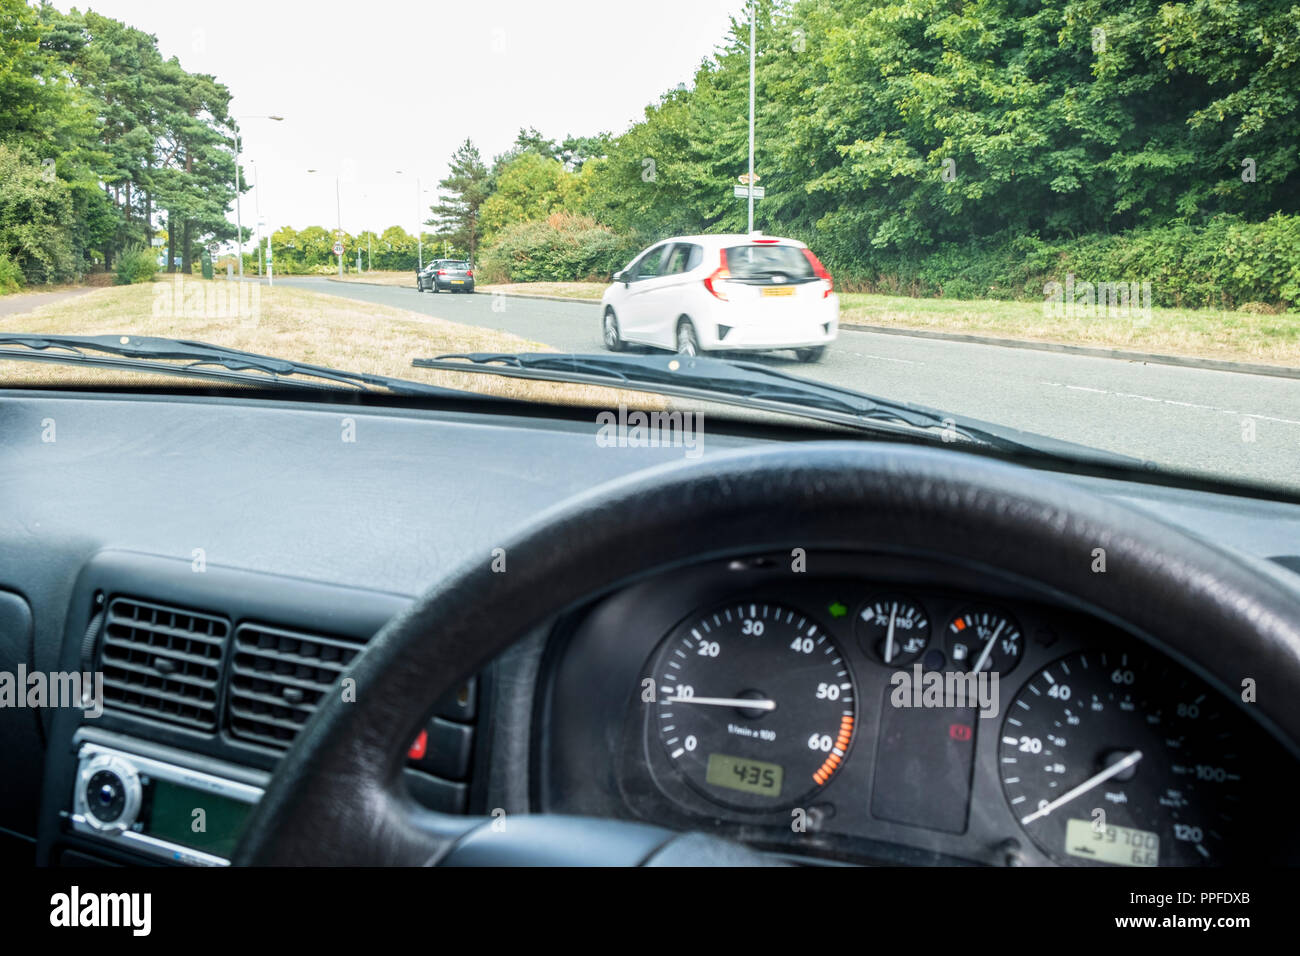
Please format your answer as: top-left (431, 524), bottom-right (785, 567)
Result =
top-left (417, 259), bottom-right (475, 293)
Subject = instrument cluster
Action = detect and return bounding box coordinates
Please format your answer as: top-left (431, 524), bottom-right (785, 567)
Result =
top-left (540, 551), bottom-right (1297, 866)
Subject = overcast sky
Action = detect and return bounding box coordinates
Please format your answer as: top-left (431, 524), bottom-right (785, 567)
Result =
top-left (70, 0), bottom-right (746, 239)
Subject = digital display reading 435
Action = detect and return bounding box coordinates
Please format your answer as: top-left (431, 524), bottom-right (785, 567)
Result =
top-left (706, 753), bottom-right (783, 797)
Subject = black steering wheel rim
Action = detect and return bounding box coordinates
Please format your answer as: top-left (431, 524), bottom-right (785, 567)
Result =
top-left (233, 441), bottom-right (1300, 865)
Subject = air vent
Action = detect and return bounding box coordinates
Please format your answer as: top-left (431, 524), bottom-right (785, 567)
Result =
top-left (97, 597), bottom-right (229, 732)
top-left (226, 623), bottom-right (367, 750)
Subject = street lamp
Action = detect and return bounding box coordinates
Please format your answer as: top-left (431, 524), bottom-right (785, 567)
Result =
top-left (307, 168), bottom-right (344, 275)
top-left (233, 115), bottom-right (284, 281)
top-left (396, 170), bottom-right (426, 271)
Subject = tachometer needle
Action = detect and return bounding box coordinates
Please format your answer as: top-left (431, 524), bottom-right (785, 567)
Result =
top-left (1019, 750), bottom-right (1143, 826)
top-left (664, 695), bottom-right (777, 711)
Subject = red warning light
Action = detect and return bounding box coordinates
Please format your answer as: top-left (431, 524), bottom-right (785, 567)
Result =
top-left (948, 723), bottom-right (973, 742)
top-left (408, 729), bottom-right (428, 760)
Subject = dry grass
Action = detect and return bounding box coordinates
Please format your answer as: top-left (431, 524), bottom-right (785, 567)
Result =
top-left (0, 279), bottom-right (666, 408)
top-left (839, 293), bottom-right (1300, 367)
top-left (479, 282), bottom-right (606, 300)
top-left (327, 271), bottom-right (419, 289)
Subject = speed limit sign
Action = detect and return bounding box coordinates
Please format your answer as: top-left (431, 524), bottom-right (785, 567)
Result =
top-left (333, 241), bottom-right (344, 255)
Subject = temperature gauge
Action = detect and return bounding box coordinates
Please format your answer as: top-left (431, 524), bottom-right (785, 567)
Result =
top-left (857, 597), bottom-right (930, 666)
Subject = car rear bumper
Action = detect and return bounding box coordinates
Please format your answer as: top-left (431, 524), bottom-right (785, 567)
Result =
top-left (698, 296), bottom-right (839, 351)
top-left (436, 278), bottom-right (474, 291)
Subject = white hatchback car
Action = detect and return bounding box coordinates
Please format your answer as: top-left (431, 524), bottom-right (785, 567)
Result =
top-left (600, 233), bottom-right (839, 362)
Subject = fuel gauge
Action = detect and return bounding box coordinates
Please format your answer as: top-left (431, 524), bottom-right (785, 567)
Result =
top-left (857, 597), bottom-right (930, 666)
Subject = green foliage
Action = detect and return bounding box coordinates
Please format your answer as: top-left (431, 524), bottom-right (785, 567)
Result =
top-left (479, 213), bottom-right (643, 283)
top-left (480, 153), bottom-right (591, 244)
top-left (0, 253), bottom-right (22, 293)
top-left (0, 145), bottom-right (79, 283)
top-left (113, 243), bottom-right (157, 284)
top-left (562, 0), bottom-right (1299, 305)
top-left (828, 214), bottom-right (1300, 308)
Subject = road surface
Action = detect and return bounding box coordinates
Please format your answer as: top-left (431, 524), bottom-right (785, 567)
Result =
top-left (284, 276), bottom-right (1300, 492)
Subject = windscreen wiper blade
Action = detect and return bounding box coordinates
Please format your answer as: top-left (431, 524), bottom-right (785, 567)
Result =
top-left (414, 351), bottom-right (1010, 446)
top-left (0, 333), bottom-right (476, 398)
top-left (414, 352), bottom-right (1144, 465)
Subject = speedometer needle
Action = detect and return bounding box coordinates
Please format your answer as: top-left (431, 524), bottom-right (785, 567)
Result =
top-left (1019, 750), bottom-right (1143, 826)
top-left (664, 695), bottom-right (777, 711)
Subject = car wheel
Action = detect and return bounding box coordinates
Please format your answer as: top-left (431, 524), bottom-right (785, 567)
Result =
top-left (676, 320), bottom-right (700, 357)
top-left (796, 346), bottom-right (827, 363)
top-left (602, 308), bottom-right (626, 352)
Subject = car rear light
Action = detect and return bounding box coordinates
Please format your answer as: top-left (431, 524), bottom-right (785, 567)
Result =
top-left (752, 238), bottom-right (780, 244)
top-left (704, 250), bottom-right (730, 300)
top-left (466, 270), bottom-right (473, 278)
top-left (801, 249), bottom-right (834, 298)
top-left (437, 270), bottom-right (447, 276)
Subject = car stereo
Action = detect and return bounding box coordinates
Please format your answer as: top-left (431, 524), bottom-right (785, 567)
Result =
top-left (69, 743), bottom-right (263, 866)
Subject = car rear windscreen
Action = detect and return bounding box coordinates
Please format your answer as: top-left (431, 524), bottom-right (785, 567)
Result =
top-left (725, 245), bottom-right (814, 279)
top-left (441, 261), bottom-right (470, 270)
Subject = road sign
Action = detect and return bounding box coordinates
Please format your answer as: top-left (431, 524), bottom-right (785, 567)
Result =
top-left (333, 241), bottom-right (344, 255)
top-left (733, 185), bottom-right (765, 199)
top-left (738, 173), bottom-right (761, 185)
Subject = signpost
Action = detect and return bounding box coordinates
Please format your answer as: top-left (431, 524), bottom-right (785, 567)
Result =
top-left (733, 185), bottom-right (765, 199)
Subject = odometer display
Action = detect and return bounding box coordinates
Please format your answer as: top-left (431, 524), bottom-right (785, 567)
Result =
top-left (650, 602), bottom-right (856, 810)
top-left (706, 753), bottom-right (784, 796)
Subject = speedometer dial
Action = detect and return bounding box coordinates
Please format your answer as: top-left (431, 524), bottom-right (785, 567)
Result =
top-left (1001, 649), bottom-right (1244, 866)
top-left (650, 602), bottom-right (856, 810)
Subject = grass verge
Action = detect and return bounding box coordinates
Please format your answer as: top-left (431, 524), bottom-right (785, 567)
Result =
top-left (0, 280), bottom-right (664, 408)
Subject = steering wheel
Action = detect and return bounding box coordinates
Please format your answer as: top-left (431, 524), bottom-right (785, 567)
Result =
top-left (233, 442), bottom-right (1300, 865)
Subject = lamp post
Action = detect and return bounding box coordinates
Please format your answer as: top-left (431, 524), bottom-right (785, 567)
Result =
top-left (233, 114), bottom-right (283, 281)
top-left (308, 168), bottom-right (344, 275)
top-left (397, 170), bottom-right (425, 271)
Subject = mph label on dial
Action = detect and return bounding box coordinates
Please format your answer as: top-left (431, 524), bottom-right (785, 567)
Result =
top-left (649, 602), bottom-right (856, 811)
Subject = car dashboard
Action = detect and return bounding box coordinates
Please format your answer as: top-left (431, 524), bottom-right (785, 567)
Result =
top-left (1, 387), bottom-right (1298, 868)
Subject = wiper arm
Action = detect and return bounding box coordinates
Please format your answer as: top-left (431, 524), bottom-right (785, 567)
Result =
top-left (414, 353), bottom-right (1146, 466)
top-left (414, 351), bottom-right (1006, 446)
top-left (0, 334), bottom-right (476, 398)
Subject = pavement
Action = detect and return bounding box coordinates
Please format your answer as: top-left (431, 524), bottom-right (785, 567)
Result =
top-left (0, 287), bottom-right (94, 318)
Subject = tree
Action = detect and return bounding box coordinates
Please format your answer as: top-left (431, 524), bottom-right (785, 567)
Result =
top-left (480, 152), bottom-right (579, 244)
top-left (429, 139), bottom-right (490, 263)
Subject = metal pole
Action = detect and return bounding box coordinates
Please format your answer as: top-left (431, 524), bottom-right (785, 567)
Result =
top-left (416, 176), bottom-right (423, 271)
top-left (336, 176), bottom-right (343, 276)
top-left (235, 128), bottom-right (244, 280)
top-left (268, 232), bottom-right (274, 287)
top-left (748, 0), bottom-right (756, 234)
top-left (253, 163), bottom-right (262, 278)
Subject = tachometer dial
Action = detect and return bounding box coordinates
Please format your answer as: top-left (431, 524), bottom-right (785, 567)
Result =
top-left (945, 608), bottom-right (1023, 675)
top-left (857, 596), bottom-right (930, 666)
top-left (1001, 649), bottom-right (1244, 866)
top-left (650, 602), bottom-right (856, 810)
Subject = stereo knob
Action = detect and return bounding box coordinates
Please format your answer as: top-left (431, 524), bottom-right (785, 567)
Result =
top-left (75, 754), bottom-right (142, 832)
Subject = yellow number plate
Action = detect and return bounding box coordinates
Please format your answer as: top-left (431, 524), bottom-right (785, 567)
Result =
top-left (761, 286), bottom-right (795, 297)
